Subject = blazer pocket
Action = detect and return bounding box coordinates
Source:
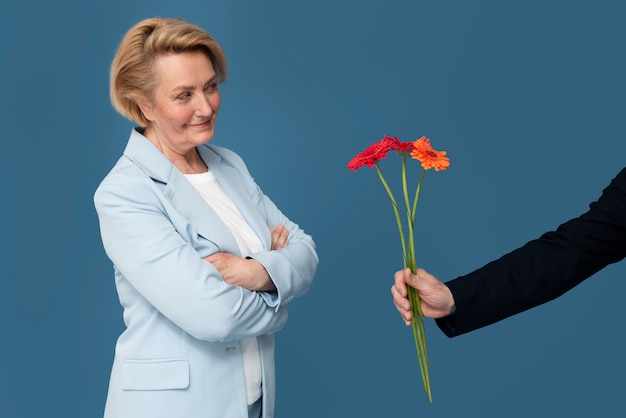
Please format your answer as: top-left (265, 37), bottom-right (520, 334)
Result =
top-left (121, 358), bottom-right (189, 391)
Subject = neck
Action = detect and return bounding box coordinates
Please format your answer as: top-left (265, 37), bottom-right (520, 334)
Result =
top-left (143, 127), bottom-right (208, 174)
top-left (169, 148), bottom-right (208, 174)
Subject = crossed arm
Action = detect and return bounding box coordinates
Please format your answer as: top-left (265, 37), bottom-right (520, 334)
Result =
top-left (203, 224), bottom-right (290, 292)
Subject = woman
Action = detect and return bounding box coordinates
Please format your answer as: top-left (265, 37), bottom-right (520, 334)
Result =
top-left (94, 17), bottom-right (318, 418)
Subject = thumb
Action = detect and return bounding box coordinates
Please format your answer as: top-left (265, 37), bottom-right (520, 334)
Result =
top-left (410, 268), bottom-right (431, 290)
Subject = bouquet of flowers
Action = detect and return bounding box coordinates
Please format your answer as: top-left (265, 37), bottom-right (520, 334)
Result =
top-left (347, 135), bottom-right (450, 403)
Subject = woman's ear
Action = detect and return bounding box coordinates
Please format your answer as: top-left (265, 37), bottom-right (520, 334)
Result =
top-left (135, 94), bottom-right (154, 122)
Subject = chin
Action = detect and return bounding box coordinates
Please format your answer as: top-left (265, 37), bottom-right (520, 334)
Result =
top-left (200, 132), bottom-right (215, 144)
top-left (188, 128), bottom-right (215, 144)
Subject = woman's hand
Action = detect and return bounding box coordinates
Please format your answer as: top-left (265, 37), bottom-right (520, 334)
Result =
top-left (391, 268), bottom-right (456, 325)
top-left (203, 225), bottom-right (290, 291)
top-left (204, 252), bottom-right (277, 291)
top-left (270, 224), bottom-right (289, 250)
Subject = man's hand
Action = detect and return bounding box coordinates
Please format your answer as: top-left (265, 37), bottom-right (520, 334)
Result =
top-left (391, 268), bottom-right (456, 325)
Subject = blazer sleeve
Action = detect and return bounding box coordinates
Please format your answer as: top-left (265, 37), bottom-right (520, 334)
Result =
top-left (94, 165), bottom-right (288, 343)
top-left (249, 192), bottom-right (318, 309)
top-left (213, 146), bottom-right (319, 309)
top-left (436, 167), bottom-right (626, 337)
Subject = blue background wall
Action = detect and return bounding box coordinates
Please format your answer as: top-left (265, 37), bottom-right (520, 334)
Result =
top-left (2, 1), bottom-right (625, 417)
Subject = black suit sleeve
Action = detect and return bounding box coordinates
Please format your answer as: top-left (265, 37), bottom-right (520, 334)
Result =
top-left (436, 167), bottom-right (626, 338)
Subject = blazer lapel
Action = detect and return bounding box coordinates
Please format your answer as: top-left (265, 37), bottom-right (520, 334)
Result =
top-left (197, 144), bottom-right (271, 251)
top-left (165, 170), bottom-right (240, 254)
top-left (123, 129), bottom-right (240, 254)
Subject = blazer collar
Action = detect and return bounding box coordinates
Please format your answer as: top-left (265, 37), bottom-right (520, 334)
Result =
top-left (123, 128), bottom-right (175, 183)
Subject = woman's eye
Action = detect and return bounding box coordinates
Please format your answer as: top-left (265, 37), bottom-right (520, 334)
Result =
top-left (177, 92), bottom-right (191, 100)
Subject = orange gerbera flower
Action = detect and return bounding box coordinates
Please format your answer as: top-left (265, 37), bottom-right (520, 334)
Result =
top-left (410, 136), bottom-right (450, 171)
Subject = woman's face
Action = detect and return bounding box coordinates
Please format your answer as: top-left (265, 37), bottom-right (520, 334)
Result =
top-left (140, 51), bottom-right (221, 156)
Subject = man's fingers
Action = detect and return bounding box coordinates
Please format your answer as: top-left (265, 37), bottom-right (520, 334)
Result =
top-left (393, 269), bottom-right (411, 297)
top-left (391, 284), bottom-right (410, 311)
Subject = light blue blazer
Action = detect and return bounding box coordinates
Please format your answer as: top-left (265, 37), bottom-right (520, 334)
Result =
top-left (94, 129), bottom-right (318, 418)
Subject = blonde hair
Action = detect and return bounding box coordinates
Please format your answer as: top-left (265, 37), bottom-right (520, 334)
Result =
top-left (110, 17), bottom-right (227, 127)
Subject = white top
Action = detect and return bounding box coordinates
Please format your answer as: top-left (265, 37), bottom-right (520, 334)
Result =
top-left (185, 170), bottom-right (263, 405)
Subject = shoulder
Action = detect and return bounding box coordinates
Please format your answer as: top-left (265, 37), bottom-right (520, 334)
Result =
top-left (592, 166), bottom-right (626, 209)
top-left (608, 167), bottom-right (626, 190)
top-left (581, 166), bottom-right (626, 232)
top-left (93, 155), bottom-right (161, 208)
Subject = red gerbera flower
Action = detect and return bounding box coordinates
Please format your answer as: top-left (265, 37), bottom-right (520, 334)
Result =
top-left (392, 138), bottom-right (417, 155)
top-left (347, 135), bottom-right (397, 171)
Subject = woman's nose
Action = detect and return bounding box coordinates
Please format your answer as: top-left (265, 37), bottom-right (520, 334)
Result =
top-left (195, 93), bottom-right (214, 116)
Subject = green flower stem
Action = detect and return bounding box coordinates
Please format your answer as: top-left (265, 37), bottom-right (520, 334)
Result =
top-left (401, 157), bottom-right (412, 224)
top-left (401, 159), bottom-right (417, 272)
top-left (375, 163), bottom-right (408, 265)
top-left (412, 170), bottom-right (426, 220)
top-left (402, 166), bottom-right (432, 403)
top-left (410, 287), bottom-right (432, 402)
top-left (400, 158), bottom-right (414, 269)
top-left (377, 160), bottom-right (432, 403)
